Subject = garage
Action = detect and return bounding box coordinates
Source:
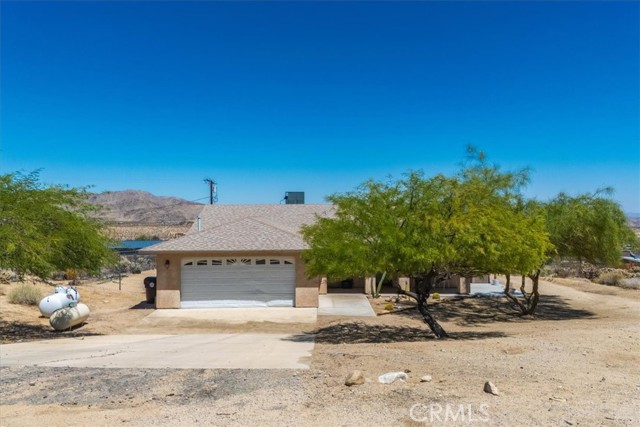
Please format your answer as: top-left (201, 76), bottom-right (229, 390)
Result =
top-left (141, 204), bottom-right (335, 309)
top-left (180, 257), bottom-right (296, 308)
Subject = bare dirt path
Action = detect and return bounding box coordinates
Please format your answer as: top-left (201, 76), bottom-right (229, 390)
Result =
top-left (1, 276), bottom-right (639, 426)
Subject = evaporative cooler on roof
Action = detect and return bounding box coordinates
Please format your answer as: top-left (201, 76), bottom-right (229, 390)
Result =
top-left (284, 192), bottom-right (305, 204)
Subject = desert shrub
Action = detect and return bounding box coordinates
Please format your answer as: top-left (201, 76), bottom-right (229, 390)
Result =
top-left (595, 271), bottom-right (626, 286)
top-left (384, 303), bottom-right (395, 311)
top-left (8, 285), bottom-right (42, 305)
top-left (619, 278), bottom-right (640, 290)
top-left (0, 270), bottom-right (15, 284)
top-left (65, 269), bottom-right (78, 281)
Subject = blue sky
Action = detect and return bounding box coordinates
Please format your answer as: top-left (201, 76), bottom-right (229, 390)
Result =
top-left (1, 1), bottom-right (639, 212)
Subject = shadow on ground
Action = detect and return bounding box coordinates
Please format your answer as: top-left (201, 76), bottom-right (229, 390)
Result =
top-left (391, 294), bottom-right (595, 326)
top-left (130, 301), bottom-right (155, 310)
top-left (291, 293), bottom-right (596, 345)
top-left (285, 322), bottom-right (507, 344)
top-left (0, 320), bottom-right (101, 344)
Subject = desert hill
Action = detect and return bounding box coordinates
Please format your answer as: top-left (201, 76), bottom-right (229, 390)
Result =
top-left (88, 190), bottom-right (204, 224)
top-left (88, 190), bottom-right (204, 240)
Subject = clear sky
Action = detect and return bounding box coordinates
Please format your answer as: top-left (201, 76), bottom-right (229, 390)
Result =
top-left (1, 1), bottom-right (639, 212)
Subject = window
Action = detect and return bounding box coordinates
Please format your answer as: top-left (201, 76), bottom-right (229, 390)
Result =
top-left (185, 257), bottom-right (293, 268)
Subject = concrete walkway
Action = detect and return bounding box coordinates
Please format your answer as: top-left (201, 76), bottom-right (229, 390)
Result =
top-left (470, 281), bottom-right (522, 297)
top-left (0, 334), bottom-right (314, 370)
top-left (318, 294), bottom-right (376, 317)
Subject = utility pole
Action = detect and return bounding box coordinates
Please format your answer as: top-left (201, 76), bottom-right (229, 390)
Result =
top-left (203, 178), bottom-right (218, 204)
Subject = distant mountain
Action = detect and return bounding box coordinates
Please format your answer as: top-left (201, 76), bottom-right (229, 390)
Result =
top-left (88, 190), bottom-right (204, 224)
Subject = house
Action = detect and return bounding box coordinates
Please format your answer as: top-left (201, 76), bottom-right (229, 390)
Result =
top-left (140, 204), bottom-right (335, 309)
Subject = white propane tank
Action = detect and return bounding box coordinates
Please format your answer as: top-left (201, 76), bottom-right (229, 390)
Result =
top-left (66, 287), bottom-right (80, 302)
top-left (49, 303), bottom-right (90, 331)
top-left (38, 293), bottom-right (77, 318)
top-left (55, 286), bottom-right (80, 302)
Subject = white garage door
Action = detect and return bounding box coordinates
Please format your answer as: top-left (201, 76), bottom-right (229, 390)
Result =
top-left (181, 257), bottom-right (296, 308)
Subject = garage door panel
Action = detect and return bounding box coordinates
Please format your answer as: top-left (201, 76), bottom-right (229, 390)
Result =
top-left (180, 257), bottom-right (296, 308)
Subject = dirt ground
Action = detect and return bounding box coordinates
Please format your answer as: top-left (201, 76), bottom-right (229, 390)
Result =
top-left (1, 273), bottom-right (639, 426)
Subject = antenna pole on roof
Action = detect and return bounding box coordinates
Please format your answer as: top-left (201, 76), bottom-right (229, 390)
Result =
top-left (203, 178), bottom-right (218, 205)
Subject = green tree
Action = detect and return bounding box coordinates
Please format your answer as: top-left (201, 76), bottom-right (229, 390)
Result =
top-left (302, 152), bottom-right (553, 336)
top-left (545, 190), bottom-right (638, 275)
top-left (0, 171), bottom-right (115, 279)
top-left (302, 171), bottom-right (455, 337)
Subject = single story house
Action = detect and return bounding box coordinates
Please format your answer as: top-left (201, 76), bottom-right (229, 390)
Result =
top-left (141, 203), bottom-right (473, 309)
top-left (140, 204), bottom-right (335, 309)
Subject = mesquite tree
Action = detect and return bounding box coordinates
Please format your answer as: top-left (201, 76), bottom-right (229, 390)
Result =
top-left (0, 171), bottom-right (115, 279)
top-left (302, 151), bottom-right (552, 337)
top-left (545, 191), bottom-right (638, 276)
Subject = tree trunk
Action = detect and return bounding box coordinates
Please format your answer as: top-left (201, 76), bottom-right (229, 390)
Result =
top-left (504, 273), bottom-right (527, 314)
top-left (396, 271), bottom-right (449, 339)
top-left (416, 298), bottom-right (449, 338)
top-left (525, 270), bottom-right (540, 314)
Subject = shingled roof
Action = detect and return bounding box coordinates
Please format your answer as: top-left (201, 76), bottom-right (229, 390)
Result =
top-left (141, 204), bottom-right (335, 253)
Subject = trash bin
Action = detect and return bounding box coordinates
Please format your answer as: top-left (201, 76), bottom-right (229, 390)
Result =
top-left (143, 276), bottom-right (157, 304)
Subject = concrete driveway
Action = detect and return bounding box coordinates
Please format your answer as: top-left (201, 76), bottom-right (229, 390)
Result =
top-left (140, 307), bottom-right (317, 327)
top-left (0, 333), bottom-right (314, 370)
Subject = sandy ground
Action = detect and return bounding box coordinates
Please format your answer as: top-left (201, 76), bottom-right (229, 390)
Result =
top-left (1, 273), bottom-right (639, 426)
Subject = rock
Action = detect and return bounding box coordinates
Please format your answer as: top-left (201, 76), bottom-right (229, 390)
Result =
top-left (29, 381), bottom-right (36, 386)
top-left (345, 370), bottom-right (365, 386)
top-left (378, 372), bottom-right (408, 384)
top-left (420, 375), bottom-right (432, 383)
top-left (483, 381), bottom-right (499, 395)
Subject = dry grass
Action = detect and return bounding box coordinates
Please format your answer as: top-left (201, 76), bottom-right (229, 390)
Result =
top-left (620, 277), bottom-right (640, 290)
top-left (7, 285), bottom-right (42, 306)
top-left (594, 270), bottom-right (627, 286)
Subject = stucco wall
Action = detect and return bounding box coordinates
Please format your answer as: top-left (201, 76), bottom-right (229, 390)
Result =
top-left (294, 254), bottom-right (319, 307)
top-left (155, 254), bottom-right (181, 308)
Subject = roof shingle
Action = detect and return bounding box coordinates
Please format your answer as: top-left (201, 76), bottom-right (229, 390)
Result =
top-left (142, 204), bottom-right (334, 253)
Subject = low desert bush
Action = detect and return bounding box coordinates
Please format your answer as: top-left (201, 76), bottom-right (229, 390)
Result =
top-left (0, 270), bottom-right (14, 284)
top-left (594, 271), bottom-right (626, 286)
top-left (8, 284), bottom-right (42, 305)
top-left (619, 277), bottom-right (640, 290)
